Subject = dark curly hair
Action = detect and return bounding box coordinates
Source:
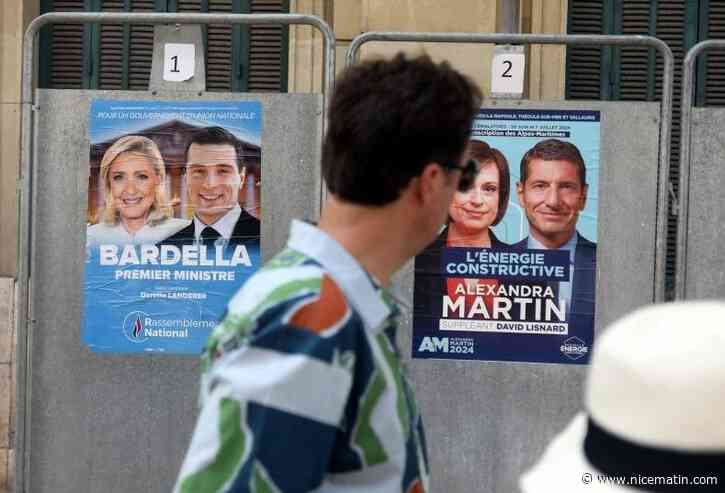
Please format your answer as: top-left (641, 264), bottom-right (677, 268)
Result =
top-left (322, 53), bottom-right (482, 206)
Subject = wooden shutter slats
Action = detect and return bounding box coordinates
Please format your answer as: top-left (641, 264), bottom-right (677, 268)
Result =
top-left (248, 0), bottom-right (285, 92)
top-left (44, 0), bottom-right (287, 92)
top-left (99, 0), bottom-right (124, 90)
top-left (48, 0), bottom-right (85, 89)
top-left (177, 0), bottom-right (203, 11)
top-left (566, 0), bottom-right (603, 100)
top-left (619, 0), bottom-right (651, 101)
top-left (705, 2), bottom-right (725, 105)
top-left (205, 0), bottom-right (234, 91)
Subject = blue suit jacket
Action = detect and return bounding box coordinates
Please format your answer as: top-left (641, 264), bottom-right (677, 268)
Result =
top-left (158, 208), bottom-right (260, 250)
top-left (512, 233), bottom-right (597, 324)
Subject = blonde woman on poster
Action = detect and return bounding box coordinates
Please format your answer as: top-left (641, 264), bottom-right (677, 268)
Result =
top-left (86, 135), bottom-right (189, 245)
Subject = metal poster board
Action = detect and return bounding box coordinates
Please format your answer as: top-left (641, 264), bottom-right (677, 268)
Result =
top-left (676, 40), bottom-right (725, 300)
top-left (18, 12), bottom-right (335, 493)
top-left (345, 31), bottom-right (671, 493)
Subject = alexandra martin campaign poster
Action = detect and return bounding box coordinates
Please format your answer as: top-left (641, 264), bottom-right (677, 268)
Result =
top-left (82, 100), bottom-right (262, 353)
top-left (413, 109), bottom-right (599, 364)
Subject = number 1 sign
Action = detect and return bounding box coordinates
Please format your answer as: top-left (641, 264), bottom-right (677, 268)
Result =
top-left (491, 45), bottom-right (525, 98)
top-left (163, 43), bottom-right (195, 82)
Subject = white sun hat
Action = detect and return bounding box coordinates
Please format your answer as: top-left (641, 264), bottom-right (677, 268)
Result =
top-left (520, 301), bottom-right (725, 493)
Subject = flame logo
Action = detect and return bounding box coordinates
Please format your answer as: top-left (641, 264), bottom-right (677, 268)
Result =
top-left (133, 316), bottom-right (143, 339)
top-left (123, 311), bottom-right (149, 343)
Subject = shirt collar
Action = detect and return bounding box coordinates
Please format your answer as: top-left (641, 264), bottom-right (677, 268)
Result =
top-left (286, 220), bottom-right (392, 332)
top-left (528, 231), bottom-right (578, 263)
top-left (193, 205), bottom-right (242, 241)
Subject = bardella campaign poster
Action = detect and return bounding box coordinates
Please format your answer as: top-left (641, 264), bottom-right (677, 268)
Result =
top-left (83, 100), bottom-right (262, 353)
top-left (413, 109), bottom-right (599, 364)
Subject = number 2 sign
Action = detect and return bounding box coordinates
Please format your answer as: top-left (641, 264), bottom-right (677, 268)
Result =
top-left (163, 43), bottom-right (195, 82)
top-left (491, 46), bottom-right (525, 97)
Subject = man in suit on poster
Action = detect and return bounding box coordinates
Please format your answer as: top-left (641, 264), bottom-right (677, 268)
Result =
top-left (160, 126), bottom-right (260, 251)
top-left (513, 138), bottom-right (596, 321)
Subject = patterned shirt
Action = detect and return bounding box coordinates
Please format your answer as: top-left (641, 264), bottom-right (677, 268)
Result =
top-left (174, 220), bottom-right (429, 493)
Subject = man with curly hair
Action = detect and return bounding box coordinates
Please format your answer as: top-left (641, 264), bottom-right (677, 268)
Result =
top-left (174, 53), bottom-right (481, 493)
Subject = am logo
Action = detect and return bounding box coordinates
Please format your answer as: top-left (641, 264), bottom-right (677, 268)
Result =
top-left (417, 336), bottom-right (449, 353)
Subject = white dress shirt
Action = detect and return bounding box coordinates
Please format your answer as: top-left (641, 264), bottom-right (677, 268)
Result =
top-left (192, 205), bottom-right (242, 245)
top-left (527, 233), bottom-right (578, 313)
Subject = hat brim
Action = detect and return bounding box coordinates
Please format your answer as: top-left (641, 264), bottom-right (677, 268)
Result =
top-left (519, 413), bottom-right (649, 493)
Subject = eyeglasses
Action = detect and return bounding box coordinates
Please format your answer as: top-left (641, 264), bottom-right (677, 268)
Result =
top-left (441, 158), bottom-right (478, 192)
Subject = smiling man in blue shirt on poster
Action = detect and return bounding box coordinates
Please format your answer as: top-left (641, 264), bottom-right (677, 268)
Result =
top-left (513, 138), bottom-right (597, 324)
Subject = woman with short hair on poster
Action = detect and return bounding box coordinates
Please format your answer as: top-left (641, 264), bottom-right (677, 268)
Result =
top-left (447, 139), bottom-right (510, 248)
top-left (414, 140), bottom-right (511, 319)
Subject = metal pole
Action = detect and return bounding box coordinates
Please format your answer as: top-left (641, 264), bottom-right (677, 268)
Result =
top-left (17, 12), bottom-right (334, 493)
top-left (346, 33), bottom-right (673, 303)
top-left (675, 40), bottom-right (725, 299)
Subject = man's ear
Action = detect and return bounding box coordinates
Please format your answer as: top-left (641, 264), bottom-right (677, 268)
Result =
top-left (516, 181), bottom-right (525, 203)
top-left (239, 166), bottom-right (247, 185)
top-left (416, 162), bottom-right (446, 205)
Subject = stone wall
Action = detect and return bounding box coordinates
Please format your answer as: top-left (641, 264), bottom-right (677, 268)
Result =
top-left (0, 279), bottom-right (16, 492)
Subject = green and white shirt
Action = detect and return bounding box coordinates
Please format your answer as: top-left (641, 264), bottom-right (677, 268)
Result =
top-left (174, 220), bottom-right (429, 493)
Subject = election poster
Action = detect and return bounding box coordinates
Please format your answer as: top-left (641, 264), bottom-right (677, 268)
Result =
top-left (82, 100), bottom-right (262, 354)
top-left (413, 109), bottom-right (599, 364)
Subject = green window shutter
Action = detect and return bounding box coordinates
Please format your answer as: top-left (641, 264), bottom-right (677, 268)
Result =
top-left (566, 0), bottom-right (658, 101)
top-left (99, 0), bottom-right (126, 90)
top-left (204, 0), bottom-right (236, 91)
top-left (174, 0), bottom-right (236, 92)
top-left (617, 0), bottom-right (655, 101)
top-left (40, 0), bottom-right (87, 89)
top-left (177, 0), bottom-right (205, 9)
top-left (97, 0), bottom-right (156, 90)
top-left (249, 0), bottom-right (289, 92)
top-left (126, 0), bottom-right (157, 90)
top-left (702, 0), bottom-right (725, 105)
top-left (40, 0), bottom-right (289, 91)
top-left (40, 0), bottom-right (159, 89)
top-left (566, 0), bottom-right (707, 297)
top-left (565, 0), bottom-right (607, 100)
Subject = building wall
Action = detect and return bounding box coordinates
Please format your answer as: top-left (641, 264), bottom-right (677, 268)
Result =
top-left (0, 280), bottom-right (15, 493)
top-left (0, 0), bottom-right (29, 279)
top-left (339, 0), bottom-right (498, 92)
top-left (1, 2), bottom-right (35, 489)
top-left (288, 0), bottom-right (331, 93)
top-left (523, 0), bottom-right (567, 100)
top-left (290, 0), bottom-right (567, 99)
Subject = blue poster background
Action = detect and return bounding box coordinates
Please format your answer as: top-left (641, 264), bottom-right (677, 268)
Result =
top-left (83, 100), bottom-right (262, 354)
top-left (412, 109), bottom-right (600, 365)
